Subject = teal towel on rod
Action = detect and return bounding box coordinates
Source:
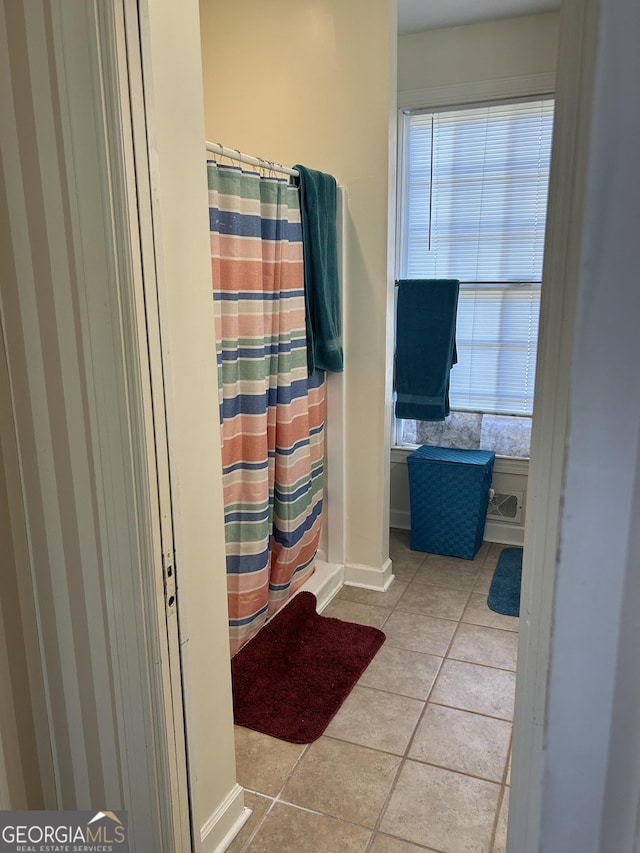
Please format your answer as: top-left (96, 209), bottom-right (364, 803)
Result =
top-left (294, 164), bottom-right (344, 373)
top-left (395, 279), bottom-right (459, 422)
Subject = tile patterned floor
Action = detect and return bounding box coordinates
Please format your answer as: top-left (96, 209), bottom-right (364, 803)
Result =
top-left (229, 530), bottom-right (517, 853)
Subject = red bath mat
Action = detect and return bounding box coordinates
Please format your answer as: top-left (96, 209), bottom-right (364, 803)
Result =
top-left (231, 591), bottom-right (385, 743)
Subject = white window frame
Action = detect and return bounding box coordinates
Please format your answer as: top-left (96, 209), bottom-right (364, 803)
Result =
top-left (393, 93), bottom-right (554, 452)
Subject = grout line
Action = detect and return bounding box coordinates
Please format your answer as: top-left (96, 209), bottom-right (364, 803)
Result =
top-left (411, 563), bottom-right (482, 592)
top-left (365, 757), bottom-right (453, 853)
top-left (503, 728), bottom-right (514, 787)
top-left (240, 788), bottom-right (274, 798)
top-left (368, 829), bottom-right (445, 852)
top-left (334, 680), bottom-right (433, 709)
top-left (489, 784), bottom-right (508, 852)
top-left (400, 755), bottom-right (508, 787)
top-left (238, 741), bottom-right (312, 853)
top-left (438, 654), bottom-right (519, 676)
top-left (366, 755), bottom-right (410, 850)
top-left (399, 608), bottom-right (460, 762)
top-left (451, 621), bottom-right (520, 637)
top-left (274, 798), bottom-right (325, 816)
top-left (320, 730), bottom-right (416, 761)
top-left (427, 699), bottom-right (514, 724)
top-left (329, 596), bottom-right (396, 613)
top-left (238, 796), bottom-right (277, 853)
top-left (388, 609), bottom-right (461, 626)
top-left (384, 538), bottom-right (510, 849)
top-left (446, 652), bottom-right (518, 674)
top-left (461, 619), bottom-right (519, 631)
top-left (274, 742), bottom-right (311, 798)
top-left (380, 606), bottom-right (394, 630)
top-left (459, 622), bottom-right (519, 635)
top-left (321, 730), bottom-right (402, 750)
top-left (239, 797), bottom-right (378, 853)
top-left (404, 573), bottom-right (480, 590)
top-left (238, 537), bottom-right (515, 851)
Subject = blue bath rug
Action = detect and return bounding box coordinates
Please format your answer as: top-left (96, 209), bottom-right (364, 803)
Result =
top-left (487, 547), bottom-right (523, 617)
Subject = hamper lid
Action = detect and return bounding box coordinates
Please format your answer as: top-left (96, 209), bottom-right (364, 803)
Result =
top-left (407, 445), bottom-right (496, 466)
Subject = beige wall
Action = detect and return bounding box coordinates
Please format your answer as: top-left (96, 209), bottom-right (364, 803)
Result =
top-left (199, 0), bottom-right (398, 572)
top-left (398, 11), bottom-right (559, 95)
top-left (391, 12), bottom-right (560, 539)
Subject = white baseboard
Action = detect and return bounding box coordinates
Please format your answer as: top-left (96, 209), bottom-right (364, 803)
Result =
top-left (301, 557), bottom-right (396, 604)
top-left (483, 519), bottom-right (525, 547)
top-left (344, 557), bottom-right (394, 591)
top-left (390, 508), bottom-right (524, 547)
top-left (301, 559), bottom-right (345, 612)
top-left (390, 509), bottom-right (411, 530)
top-left (200, 783), bottom-right (249, 852)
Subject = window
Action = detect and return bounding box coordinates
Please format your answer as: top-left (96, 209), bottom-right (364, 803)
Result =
top-left (397, 98), bottom-right (554, 456)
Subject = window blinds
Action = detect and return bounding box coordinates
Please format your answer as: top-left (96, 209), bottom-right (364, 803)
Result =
top-left (402, 98), bottom-right (554, 416)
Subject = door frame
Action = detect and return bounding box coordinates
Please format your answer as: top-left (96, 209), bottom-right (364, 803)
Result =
top-left (508, 1), bottom-right (599, 848)
top-left (117, 0), bottom-right (243, 847)
top-left (100, 2), bottom-right (193, 846)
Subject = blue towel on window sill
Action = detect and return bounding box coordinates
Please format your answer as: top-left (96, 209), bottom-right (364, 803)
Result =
top-left (395, 279), bottom-right (459, 422)
top-left (294, 164), bottom-right (343, 374)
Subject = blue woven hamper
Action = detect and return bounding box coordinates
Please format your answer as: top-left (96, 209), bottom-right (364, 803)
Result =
top-left (407, 446), bottom-right (495, 560)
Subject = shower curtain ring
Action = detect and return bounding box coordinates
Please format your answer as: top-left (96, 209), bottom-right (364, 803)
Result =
top-left (211, 141), bottom-right (224, 164)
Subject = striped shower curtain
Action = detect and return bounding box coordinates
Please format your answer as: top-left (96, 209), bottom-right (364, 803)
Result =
top-left (208, 162), bottom-right (326, 655)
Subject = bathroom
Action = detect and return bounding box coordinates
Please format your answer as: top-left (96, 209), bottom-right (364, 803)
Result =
top-left (0, 1), bottom-right (637, 852)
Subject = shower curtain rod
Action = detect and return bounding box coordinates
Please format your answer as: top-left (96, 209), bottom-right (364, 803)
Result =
top-left (206, 141), bottom-right (299, 178)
